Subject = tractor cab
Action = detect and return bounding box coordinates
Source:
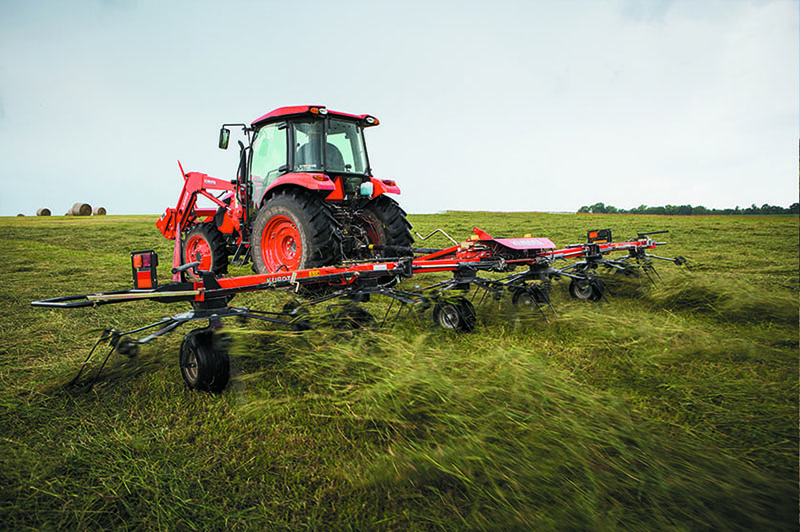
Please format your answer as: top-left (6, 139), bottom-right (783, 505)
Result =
top-left (220, 106), bottom-right (387, 212)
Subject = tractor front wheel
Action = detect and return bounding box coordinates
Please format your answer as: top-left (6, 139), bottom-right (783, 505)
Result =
top-left (251, 190), bottom-right (342, 274)
top-left (182, 223), bottom-right (229, 280)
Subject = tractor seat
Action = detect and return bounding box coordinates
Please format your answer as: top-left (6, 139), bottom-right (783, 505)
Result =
top-left (325, 144), bottom-right (345, 171)
top-left (296, 142), bottom-right (345, 171)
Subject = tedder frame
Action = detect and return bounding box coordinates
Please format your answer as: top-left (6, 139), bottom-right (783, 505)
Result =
top-left (32, 226), bottom-right (688, 393)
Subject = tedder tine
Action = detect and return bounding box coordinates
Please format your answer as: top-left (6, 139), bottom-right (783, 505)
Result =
top-left (70, 329), bottom-right (114, 387)
top-left (381, 298), bottom-right (396, 328)
top-left (89, 343), bottom-right (122, 389)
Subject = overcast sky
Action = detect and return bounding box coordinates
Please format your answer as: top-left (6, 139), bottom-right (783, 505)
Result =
top-left (0, 0), bottom-right (797, 216)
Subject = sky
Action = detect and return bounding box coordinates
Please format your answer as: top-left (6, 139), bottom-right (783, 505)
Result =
top-left (0, 0), bottom-right (797, 216)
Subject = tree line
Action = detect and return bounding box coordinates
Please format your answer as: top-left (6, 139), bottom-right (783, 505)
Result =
top-left (577, 202), bottom-right (799, 216)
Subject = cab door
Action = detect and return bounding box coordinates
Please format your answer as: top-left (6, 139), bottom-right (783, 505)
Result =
top-left (250, 122), bottom-right (288, 210)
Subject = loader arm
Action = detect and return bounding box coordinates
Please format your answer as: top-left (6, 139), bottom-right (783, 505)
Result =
top-left (156, 169), bottom-right (243, 281)
top-left (156, 171), bottom-right (240, 240)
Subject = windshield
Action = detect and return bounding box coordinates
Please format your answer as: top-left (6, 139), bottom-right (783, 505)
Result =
top-left (292, 118), bottom-right (369, 174)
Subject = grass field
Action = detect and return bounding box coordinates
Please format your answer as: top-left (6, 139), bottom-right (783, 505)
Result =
top-left (1, 212), bottom-right (797, 531)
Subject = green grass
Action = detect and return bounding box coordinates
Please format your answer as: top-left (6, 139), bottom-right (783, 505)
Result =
top-left (1, 213), bottom-right (797, 530)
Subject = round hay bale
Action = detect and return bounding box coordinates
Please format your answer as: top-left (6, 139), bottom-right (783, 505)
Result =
top-left (93, 207), bottom-right (107, 216)
top-left (70, 202), bottom-right (92, 216)
top-left (36, 208), bottom-right (52, 216)
top-left (17, 213), bottom-right (25, 217)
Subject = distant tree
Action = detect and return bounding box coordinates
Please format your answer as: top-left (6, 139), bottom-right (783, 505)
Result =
top-left (575, 201), bottom-right (797, 215)
top-left (589, 202), bottom-right (607, 214)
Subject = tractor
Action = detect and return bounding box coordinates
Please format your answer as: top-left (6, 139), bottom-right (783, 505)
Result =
top-left (156, 105), bottom-right (413, 279)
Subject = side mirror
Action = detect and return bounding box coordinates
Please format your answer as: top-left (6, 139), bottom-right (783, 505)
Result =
top-left (218, 127), bottom-right (230, 150)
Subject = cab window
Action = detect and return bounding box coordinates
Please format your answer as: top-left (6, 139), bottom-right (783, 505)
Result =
top-left (326, 119), bottom-right (367, 174)
top-left (251, 123), bottom-right (287, 187)
top-left (293, 120), bottom-right (324, 172)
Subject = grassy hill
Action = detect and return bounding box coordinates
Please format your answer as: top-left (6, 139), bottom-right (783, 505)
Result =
top-left (1, 213), bottom-right (797, 530)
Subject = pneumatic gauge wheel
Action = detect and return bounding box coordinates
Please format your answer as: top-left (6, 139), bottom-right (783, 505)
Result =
top-left (432, 296), bottom-right (477, 332)
top-left (179, 327), bottom-right (230, 393)
top-left (568, 279), bottom-right (602, 301)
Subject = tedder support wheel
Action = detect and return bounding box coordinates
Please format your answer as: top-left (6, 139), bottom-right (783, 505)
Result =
top-left (179, 328), bottom-right (230, 393)
top-left (360, 195), bottom-right (414, 251)
top-left (512, 285), bottom-right (550, 307)
top-left (569, 279), bottom-right (602, 301)
top-left (182, 223), bottom-right (229, 281)
top-left (251, 190), bottom-right (342, 274)
top-left (432, 297), bottom-right (477, 332)
top-left (330, 305), bottom-right (376, 329)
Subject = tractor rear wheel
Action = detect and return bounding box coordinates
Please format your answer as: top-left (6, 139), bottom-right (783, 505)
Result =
top-left (182, 223), bottom-right (229, 280)
top-left (252, 190), bottom-right (342, 274)
top-left (358, 195), bottom-right (414, 254)
top-left (179, 328), bottom-right (230, 393)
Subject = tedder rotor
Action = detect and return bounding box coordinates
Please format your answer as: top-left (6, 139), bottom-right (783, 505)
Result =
top-left (32, 227), bottom-right (688, 393)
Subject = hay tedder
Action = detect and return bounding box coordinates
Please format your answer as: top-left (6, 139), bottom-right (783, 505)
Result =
top-left (32, 226), bottom-right (687, 393)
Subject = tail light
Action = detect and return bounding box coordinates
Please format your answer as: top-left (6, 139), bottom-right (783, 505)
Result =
top-left (131, 250), bottom-right (159, 289)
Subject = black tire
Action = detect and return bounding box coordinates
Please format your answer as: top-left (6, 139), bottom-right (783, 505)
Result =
top-left (569, 279), bottom-right (601, 301)
top-left (432, 297), bottom-right (477, 332)
top-left (182, 223), bottom-right (229, 281)
top-left (251, 190), bottom-right (342, 274)
top-left (331, 305), bottom-right (376, 329)
top-left (512, 285), bottom-right (549, 307)
top-left (358, 195), bottom-right (414, 253)
top-left (179, 328), bottom-right (230, 393)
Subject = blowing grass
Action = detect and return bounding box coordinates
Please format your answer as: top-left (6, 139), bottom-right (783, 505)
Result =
top-left (0, 213), bottom-right (797, 530)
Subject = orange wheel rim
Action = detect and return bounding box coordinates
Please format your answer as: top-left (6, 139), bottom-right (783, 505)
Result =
top-left (185, 234), bottom-right (212, 272)
top-left (261, 215), bottom-right (301, 271)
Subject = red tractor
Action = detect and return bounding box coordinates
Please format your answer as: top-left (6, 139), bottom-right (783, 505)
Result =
top-left (157, 106), bottom-right (413, 279)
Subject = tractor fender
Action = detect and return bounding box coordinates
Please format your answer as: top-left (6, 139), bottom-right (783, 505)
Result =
top-left (370, 177), bottom-right (401, 197)
top-left (259, 172), bottom-right (335, 208)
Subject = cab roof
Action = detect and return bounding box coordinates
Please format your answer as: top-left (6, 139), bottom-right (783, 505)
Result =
top-left (251, 106), bottom-right (379, 128)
